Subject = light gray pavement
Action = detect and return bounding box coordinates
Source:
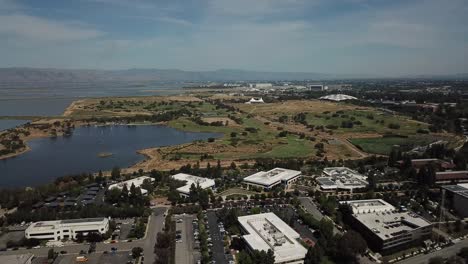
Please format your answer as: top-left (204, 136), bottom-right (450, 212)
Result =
top-left (0, 207), bottom-right (167, 264)
top-left (397, 239), bottom-right (468, 264)
top-left (298, 197), bottom-right (341, 235)
top-left (174, 214), bottom-right (195, 264)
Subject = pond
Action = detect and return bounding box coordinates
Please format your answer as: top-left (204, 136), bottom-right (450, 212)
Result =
top-left (0, 125), bottom-right (220, 188)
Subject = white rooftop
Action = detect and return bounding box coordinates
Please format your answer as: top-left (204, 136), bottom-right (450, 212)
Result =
top-left (319, 94), bottom-right (357, 101)
top-left (346, 199), bottom-right (395, 214)
top-left (319, 167), bottom-right (368, 190)
top-left (171, 173), bottom-right (215, 195)
top-left (238, 213), bottom-right (307, 263)
top-left (345, 199), bottom-right (432, 241)
top-left (243, 168), bottom-right (301, 187)
top-left (26, 218), bottom-right (108, 232)
top-left (108, 176), bottom-right (154, 191)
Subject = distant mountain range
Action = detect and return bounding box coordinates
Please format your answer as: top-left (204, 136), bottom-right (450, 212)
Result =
top-left (0, 68), bottom-right (332, 83)
top-left (0, 68), bottom-right (466, 84)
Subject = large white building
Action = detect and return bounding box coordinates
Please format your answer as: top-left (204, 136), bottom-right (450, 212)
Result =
top-left (25, 218), bottom-right (110, 241)
top-left (344, 199), bottom-right (432, 253)
top-left (238, 212), bottom-right (307, 264)
top-left (243, 168), bottom-right (301, 191)
top-left (171, 173), bottom-right (215, 197)
top-left (249, 83), bottom-right (273, 89)
top-left (245, 97), bottom-right (265, 104)
top-left (319, 94), bottom-right (357, 102)
top-left (316, 167), bottom-right (368, 191)
top-left (108, 176), bottom-right (154, 195)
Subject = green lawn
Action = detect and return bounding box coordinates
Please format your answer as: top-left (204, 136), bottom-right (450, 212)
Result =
top-left (305, 109), bottom-right (426, 135)
top-left (248, 135), bottom-right (316, 159)
top-left (350, 136), bottom-right (438, 155)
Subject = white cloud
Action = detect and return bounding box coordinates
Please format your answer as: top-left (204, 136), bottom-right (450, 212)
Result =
top-left (0, 14), bottom-right (102, 42)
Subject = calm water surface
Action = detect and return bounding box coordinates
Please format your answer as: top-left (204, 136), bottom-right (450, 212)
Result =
top-left (0, 125), bottom-right (220, 188)
top-left (0, 120), bottom-right (30, 131)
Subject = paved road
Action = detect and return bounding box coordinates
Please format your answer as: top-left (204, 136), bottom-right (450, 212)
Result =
top-left (298, 197), bottom-right (341, 235)
top-left (142, 207), bottom-right (167, 264)
top-left (175, 214), bottom-right (195, 264)
top-left (398, 240), bottom-right (468, 264)
top-left (0, 207), bottom-right (167, 264)
top-left (299, 197), bottom-right (324, 220)
top-left (206, 211), bottom-right (226, 264)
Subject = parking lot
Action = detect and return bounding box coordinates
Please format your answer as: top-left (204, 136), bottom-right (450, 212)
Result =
top-left (54, 251), bottom-right (134, 264)
top-left (174, 214), bottom-right (196, 264)
top-left (115, 218), bottom-right (135, 240)
top-left (206, 211), bottom-right (227, 264)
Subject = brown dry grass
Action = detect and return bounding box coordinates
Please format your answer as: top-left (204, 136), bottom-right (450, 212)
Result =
top-left (63, 95), bottom-right (203, 117)
top-left (232, 99), bottom-right (364, 116)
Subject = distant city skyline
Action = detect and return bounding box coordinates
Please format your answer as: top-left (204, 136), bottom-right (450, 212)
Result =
top-left (0, 0), bottom-right (467, 76)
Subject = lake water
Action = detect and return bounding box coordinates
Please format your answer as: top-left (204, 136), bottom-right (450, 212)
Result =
top-left (0, 81), bottom-right (186, 116)
top-left (0, 125), bottom-right (220, 188)
top-left (0, 120), bottom-right (30, 131)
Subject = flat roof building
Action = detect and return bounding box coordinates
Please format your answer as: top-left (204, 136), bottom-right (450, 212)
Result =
top-left (435, 171), bottom-right (468, 184)
top-left (344, 199), bottom-right (432, 253)
top-left (317, 167), bottom-right (368, 191)
top-left (397, 158), bottom-right (455, 171)
top-left (171, 173), bottom-right (215, 197)
top-left (25, 218), bottom-right (109, 241)
top-left (243, 168), bottom-right (301, 191)
top-left (442, 183), bottom-right (468, 218)
top-left (238, 212), bottom-right (307, 264)
top-left (108, 176), bottom-right (154, 195)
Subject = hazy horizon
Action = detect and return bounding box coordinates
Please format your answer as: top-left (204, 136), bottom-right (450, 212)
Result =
top-left (0, 0), bottom-right (467, 76)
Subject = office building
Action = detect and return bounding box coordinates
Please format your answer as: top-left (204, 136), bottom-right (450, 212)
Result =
top-left (442, 183), bottom-right (468, 217)
top-left (171, 173), bottom-right (215, 197)
top-left (316, 167), bottom-right (368, 191)
top-left (108, 176), bottom-right (154, 195)
top-left (344, 199), bottom-right (432, 253)
top-left (238, 212), bottom-right (307, 264)
top-left (243, 168), bottom-right (301, 191)
top-left (25, 218), bottom-right (109, 241)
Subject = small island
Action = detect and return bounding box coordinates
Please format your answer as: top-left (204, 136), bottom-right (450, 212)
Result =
top-left (97, 152), bottom-right (113, 158)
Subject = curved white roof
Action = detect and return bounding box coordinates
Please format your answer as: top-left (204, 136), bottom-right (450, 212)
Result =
top-left (319, 94), bottom-right (357, 101)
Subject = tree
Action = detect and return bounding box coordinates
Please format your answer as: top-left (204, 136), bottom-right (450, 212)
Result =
top-left (199, 190), bottom-right (210, 209)
top-left (131, 247), bottom-right (143, 258)
top-left (75, 232), bottom-right (84, 243)
top-left (428, 257), bottom-right (444, 264)
top-left (304, 246), bottom-right (324, 264)
top-left (458, 247), bottom-right (468, 262)
top-left (337, 230), bottom-right (367, 260)
top-left (111, 166), bottom-right (121, 180)
top-left (47, 248), bottom-right (55, 260)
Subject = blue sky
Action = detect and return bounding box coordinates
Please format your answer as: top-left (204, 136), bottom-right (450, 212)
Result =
top-left (0, 0), bottom-right (467, 76)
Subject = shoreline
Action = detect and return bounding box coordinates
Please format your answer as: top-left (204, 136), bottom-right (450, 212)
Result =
top-left (0, 120), bottom-right (170, 161)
